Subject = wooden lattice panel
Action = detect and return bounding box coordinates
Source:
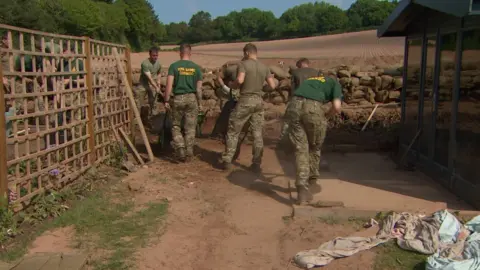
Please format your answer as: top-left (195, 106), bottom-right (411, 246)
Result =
top-left (90, 40), bottom-right (132, 164)
top-left (0, 24), bottom-right (134, 209)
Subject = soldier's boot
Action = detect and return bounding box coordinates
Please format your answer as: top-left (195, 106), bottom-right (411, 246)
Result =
top-left (221, 161), bottom-right (233, 171)
top-left (176, 147), bottom-right (186, 162)
top-left (249, 163), bottom-right (262, 174)
top-left (184, 148), bottom-right (194, 163)
top-left (297, 186), bottom-right (313, 205)
top-left (308, 177), bottom-right (322, 194)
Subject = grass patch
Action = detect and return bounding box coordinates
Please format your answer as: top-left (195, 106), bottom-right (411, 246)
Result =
top-left (0, 166), bottom-right (168, 270)
top-left (374, 242), bottom-right (427, 270)
top-left (51, 190), bottom-right (168, 269)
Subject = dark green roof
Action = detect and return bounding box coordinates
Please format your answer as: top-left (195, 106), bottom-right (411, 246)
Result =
top-left (377, 0), bottom-right (472, 37)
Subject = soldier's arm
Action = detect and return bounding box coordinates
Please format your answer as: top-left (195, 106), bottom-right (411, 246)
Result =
top-left (156, 67), bottom-right (162, 91)
top-left (195, 66), bottom-right (203, 107)
top-left (217, 76), bottom-right (231, 95)
top-left (266, 68), bottom-right (277, 89)
top-left (232, 63), bottom-right (245, 88)
top-left (164, 65), bottom-right (175, 104)
top-left (328, 80), bottom-right (343, 116)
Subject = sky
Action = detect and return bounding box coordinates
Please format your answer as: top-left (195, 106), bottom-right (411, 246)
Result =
top-left (149, 0), bottom-right (357, 24)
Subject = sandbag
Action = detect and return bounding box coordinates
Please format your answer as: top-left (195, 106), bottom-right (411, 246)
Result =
top-left (269, 65), bottom-right (290, 80)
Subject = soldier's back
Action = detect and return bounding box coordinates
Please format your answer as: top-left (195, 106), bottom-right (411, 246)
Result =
top-left (292, 67), bottom-right (320, 89)
top-left (240, 59), bottom-right (269, 96)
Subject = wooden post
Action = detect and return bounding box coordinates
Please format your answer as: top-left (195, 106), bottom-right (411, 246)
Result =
top-left (112, 48), bottom-right (154, 162)
top-left (125, 47), bottom-right (136, 143)
top-left (0, 64), bottom-right (8, 205)
top-left (85, 37), bottom-right (97, 164)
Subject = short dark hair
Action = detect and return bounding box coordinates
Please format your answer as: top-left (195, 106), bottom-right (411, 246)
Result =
top-left (243, 43), bottom-right (257, 54)
top-left (149, 46), bottom-right (160, 54)
top-left (296, 58), bottom-right (310, 67)
top-left (179, 44), bottom-right (191, 54)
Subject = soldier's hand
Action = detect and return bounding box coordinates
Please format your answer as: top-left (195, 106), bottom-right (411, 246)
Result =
top-left (164, 102), bottom-right (171, 111)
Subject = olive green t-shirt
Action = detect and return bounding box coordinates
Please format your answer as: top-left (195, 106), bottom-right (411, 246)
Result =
top-left (237, 59), bottom-right (271, 96)
top-left (168, 60), bottom-right (202, 95)
top-left (291, 67), bottom-right (321, 90)
top-left (140, 59), bottom-right (161, 85)
top-left (14, 55), bottom-right (42, 72)
top-left (293, 76), bottom-right (342, 102)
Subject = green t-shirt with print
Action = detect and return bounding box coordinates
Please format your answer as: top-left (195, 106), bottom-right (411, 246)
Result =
top-left (140, 59), bottom-right (161, 85)
top-left (293, 76), bottom-right (342, 102)
top-left (168, 60), bottom-right (202, 95)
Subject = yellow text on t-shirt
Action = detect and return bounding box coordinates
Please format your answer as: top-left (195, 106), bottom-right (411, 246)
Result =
top-left (307, 76), bottom-right (326, 82)
top-left (177, 67), bottom-right (196, 76)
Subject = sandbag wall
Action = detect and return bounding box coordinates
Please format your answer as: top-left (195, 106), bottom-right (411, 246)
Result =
top-left (131, 64), bottom-right (404, 116)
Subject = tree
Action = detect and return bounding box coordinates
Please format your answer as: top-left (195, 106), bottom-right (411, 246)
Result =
top-left (185, 11), bottom-right (214, 43)
top-left (347, 0), bottom-right (398, 28)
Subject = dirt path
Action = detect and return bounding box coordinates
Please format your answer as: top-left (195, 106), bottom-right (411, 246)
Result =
top-left (129, 139), bottom-right (375, 270)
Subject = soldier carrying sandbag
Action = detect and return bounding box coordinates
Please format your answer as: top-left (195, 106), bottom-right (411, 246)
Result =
top-left (285, 70), bottom-right (342, 205)
top-left (163, 44), bottom-right (203, 162)
top-left (220, 43), bottom-right (277, 172)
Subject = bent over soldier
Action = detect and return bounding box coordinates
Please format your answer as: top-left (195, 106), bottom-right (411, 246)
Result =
top-left (285, 74), bottom-right (342, 205)
top-left (164, 44), bottom-right (203, 162)
top-left (221, 43), bottom-right (277, 172)
top-left (280, 57), bottom-right (321, 139)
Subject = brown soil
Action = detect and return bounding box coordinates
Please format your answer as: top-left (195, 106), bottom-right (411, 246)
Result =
top-left (132, 30), bottom-right (405, 69)
top-left (27, 226), bottom-right (75, 255)
top-left (130, 138), bottom-right (376, 270)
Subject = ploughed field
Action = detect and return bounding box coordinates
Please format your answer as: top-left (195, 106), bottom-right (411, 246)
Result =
top-left (132, 30), bottom-right (405, 69)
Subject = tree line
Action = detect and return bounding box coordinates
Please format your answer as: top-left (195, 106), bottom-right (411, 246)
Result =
top-left (0, 0), bottom-right (398, 52)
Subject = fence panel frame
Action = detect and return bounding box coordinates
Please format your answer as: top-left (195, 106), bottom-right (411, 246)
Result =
top-left (0, 24), bottom-right (134, 210)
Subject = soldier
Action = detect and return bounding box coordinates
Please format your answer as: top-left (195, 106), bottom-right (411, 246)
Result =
top-left (138, 46), bottom-right (162, 125)
top-left (285, 72), bottom-right (342, 205)
top-left (280, 58), bottom-right (321, 139)
top-left (163, 44), bottom-right (203, 162)
top-left (221, 43), bottom-right (277, 172)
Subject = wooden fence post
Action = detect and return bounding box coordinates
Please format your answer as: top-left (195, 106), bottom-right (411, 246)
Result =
top-left (85, 37), bottom-right (96, 164)
top-left (0, 63), bottom-right (8, 205)
top-left (125, 47), bottom-right (136, 143)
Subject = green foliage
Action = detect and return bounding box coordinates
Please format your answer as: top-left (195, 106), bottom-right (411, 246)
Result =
top-left (0, 0), bottom-right (399, 50)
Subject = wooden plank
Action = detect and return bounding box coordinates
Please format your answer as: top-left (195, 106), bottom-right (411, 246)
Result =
top-left (125, 47), bottom-right (136, 144)
top-left (84, 38), bottom-right (96, 165)
top-left (0, 60), bottom-right (8, 205)
top-left (119, 127), bottom-right (144, 166)
top-left (112, 48), bottom-right (154, 162)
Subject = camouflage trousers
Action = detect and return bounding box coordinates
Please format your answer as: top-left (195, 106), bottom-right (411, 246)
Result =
top-left (136, 82), bottom-right (159, 122)
top-left (170, 93), bottom-right (198, 157)
top-left (222, 95), bottom-right (264, 165)
top-left (285, 96), bottom-right (327, 188)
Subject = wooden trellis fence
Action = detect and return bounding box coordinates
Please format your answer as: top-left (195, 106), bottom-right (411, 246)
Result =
top-left (0, 24), bottom-right (136, 210)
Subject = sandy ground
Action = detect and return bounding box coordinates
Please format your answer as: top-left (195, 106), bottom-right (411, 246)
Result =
top-left (132, 30), bottom-right (406, 69)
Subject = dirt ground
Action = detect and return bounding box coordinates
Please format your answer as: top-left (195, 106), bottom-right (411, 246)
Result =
top-left (132, 30), bottom-right (405, 69)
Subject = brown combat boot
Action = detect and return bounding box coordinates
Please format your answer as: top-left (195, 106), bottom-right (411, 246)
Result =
top-left (297, 186), bottom-right (313, 205)
top-left (177, 147), bottom-right (186, 162)
top-left (308, 178), bottom-right (322, 194)
top-left (249, 163), bottom-right (262, 174)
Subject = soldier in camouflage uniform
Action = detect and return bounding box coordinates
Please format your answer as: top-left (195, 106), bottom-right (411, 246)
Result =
top-left (221, 43), bottom-right (277, 172)
top-left (164, 44), bottom-right (203, 162)
top-left (285, 73), bottom-right (342, 205)
top-left (138, 47), bottom-right (162, 125)
top-left (280, 58), bottom-right (321, 139)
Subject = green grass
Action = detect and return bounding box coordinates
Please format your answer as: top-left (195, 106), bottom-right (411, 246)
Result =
top-left (374, 242), bottom-right (427, 270)
top-left (0, 168), bottom-right (168, 270)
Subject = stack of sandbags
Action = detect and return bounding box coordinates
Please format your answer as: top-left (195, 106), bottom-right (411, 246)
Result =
top-left (333, 65), bottom-right (403, 106)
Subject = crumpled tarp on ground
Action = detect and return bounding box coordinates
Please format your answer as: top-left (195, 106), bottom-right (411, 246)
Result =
top-left (294, 210), bottom-right (480, 269)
